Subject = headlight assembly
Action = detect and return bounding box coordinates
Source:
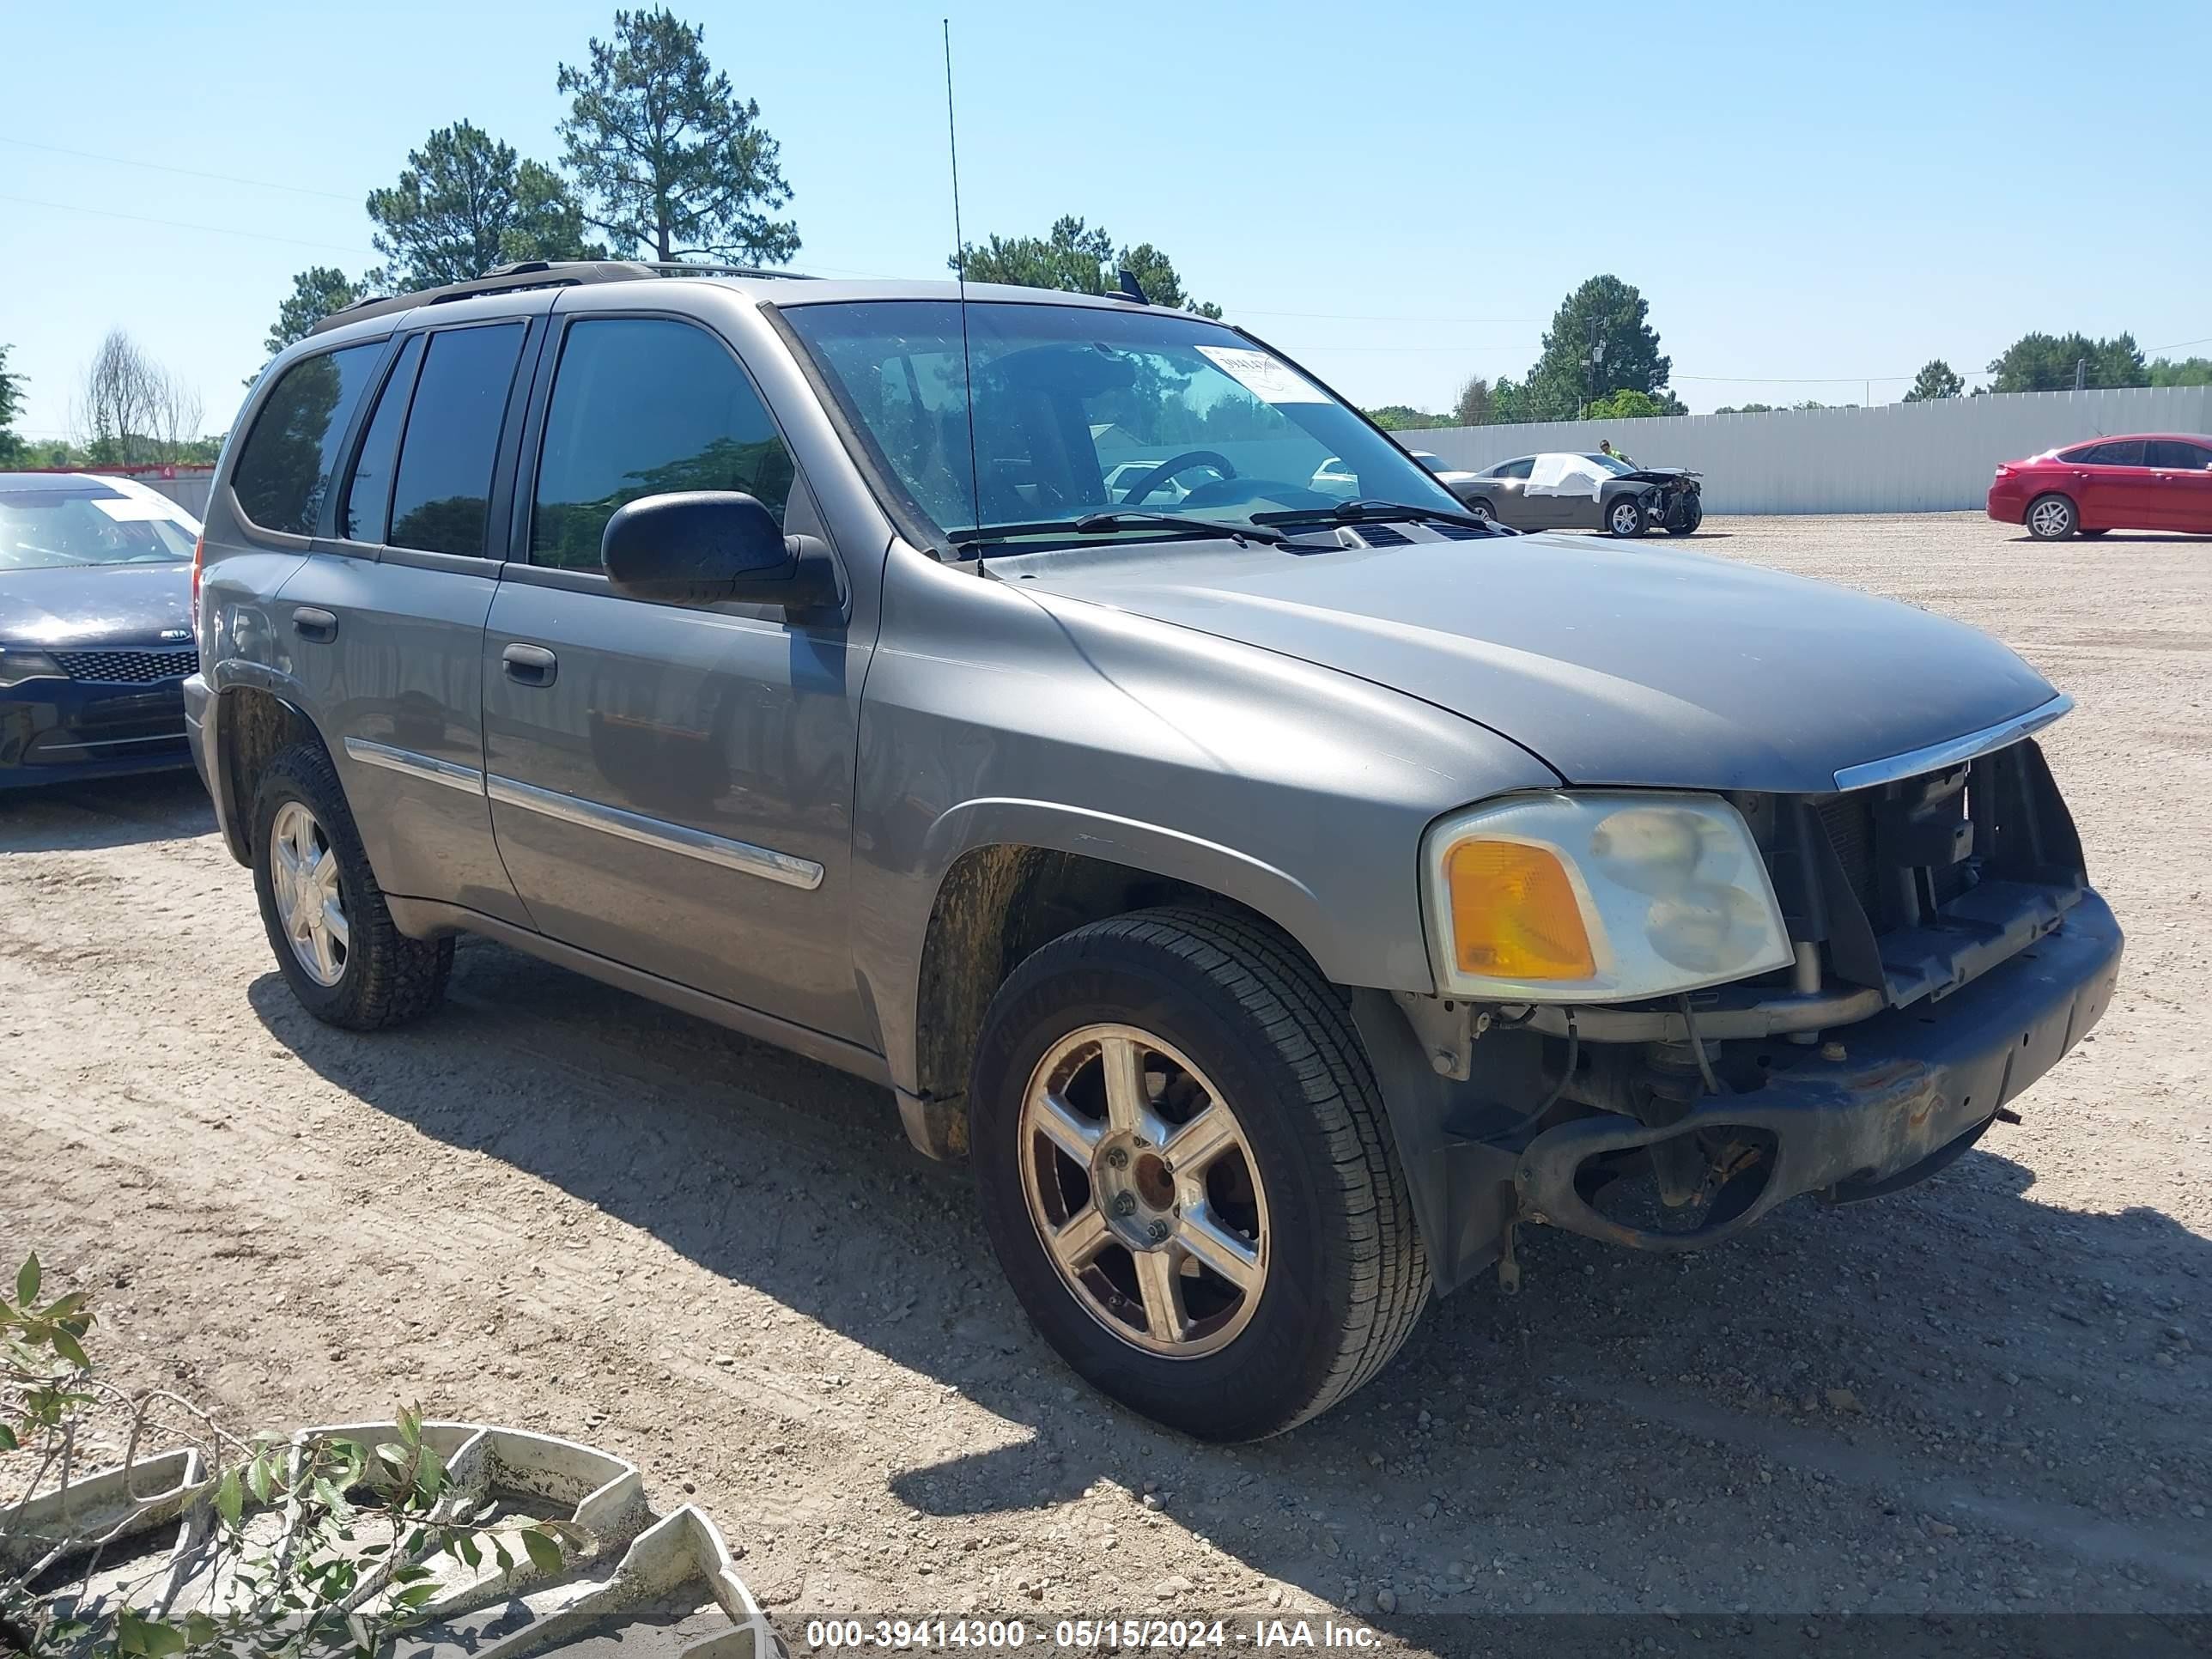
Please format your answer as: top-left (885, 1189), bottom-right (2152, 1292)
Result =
top-left (0, 647), bottom-right (64, 688)
top-left (1422, 792), bottom-right (1793, 1002)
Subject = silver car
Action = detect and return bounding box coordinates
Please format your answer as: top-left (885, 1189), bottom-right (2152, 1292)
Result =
top-left (188, 261), bottom-right (2118, 1440)
top-left (1456, 449), bottom-right (1705, 536)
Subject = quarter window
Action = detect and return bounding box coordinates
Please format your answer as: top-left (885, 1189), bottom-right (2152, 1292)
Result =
top-left (339, 335), bottom-right (425, 544)
top-left (230, 343), bottom-right (385, 536)
top-left (532, 318), bottom-right (796, 571)
top-left (386, 323), bottom-right (529, 556)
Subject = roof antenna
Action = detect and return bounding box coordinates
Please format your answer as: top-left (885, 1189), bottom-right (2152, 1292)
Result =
top-left (944, 18), bottom-right (986, 575)
top-left (1116, 267), bottom-right (1150, 305)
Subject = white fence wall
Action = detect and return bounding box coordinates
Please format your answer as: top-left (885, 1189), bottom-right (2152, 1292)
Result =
top-left (143, 474), bottom-right (214, 519)
top-left (1408, 386), bottom-right (2212, 515)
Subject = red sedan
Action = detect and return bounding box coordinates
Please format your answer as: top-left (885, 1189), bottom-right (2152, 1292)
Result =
top-left (1988, 432), bottom-right (2212, 539)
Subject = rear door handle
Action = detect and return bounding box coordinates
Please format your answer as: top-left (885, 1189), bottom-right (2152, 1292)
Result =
top-left (501, 641), bottom-right (557, 687)
top-left (292, 606), bottom-right (337, 642)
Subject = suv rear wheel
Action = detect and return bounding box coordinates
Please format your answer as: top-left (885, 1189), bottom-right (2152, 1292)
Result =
top-left (969, 908), bottom-right (1428, 1439)
top-left (251, 743), bottom-right (452, 1030)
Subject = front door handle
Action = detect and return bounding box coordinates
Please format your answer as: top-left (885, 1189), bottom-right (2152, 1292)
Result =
top-left (292, 606), bottom-right (337, 642)
top-left (501, 641), bottom-right (558, 687)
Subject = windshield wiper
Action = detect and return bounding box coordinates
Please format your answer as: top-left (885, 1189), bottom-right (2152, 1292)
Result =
top-left (1249, 498), bottom-right (1516, 535)
top-left (953, 512), bottom-right (1287, 550)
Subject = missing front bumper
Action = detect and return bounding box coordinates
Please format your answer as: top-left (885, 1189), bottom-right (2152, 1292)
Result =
top-left (1512, 889), bottom-right (2123, 1253)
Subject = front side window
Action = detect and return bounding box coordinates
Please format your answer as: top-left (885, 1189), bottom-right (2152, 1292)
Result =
top-left (532, 317), bottom-right (797, 570)
top-left (386, 323), bottom-right (528, 556)
top-left (230, 343), bottom-right (385, 535)
top-left (2146, 439), bottom-right (2212, 469)
top-left (780, 299), bottom-right (1463, 550)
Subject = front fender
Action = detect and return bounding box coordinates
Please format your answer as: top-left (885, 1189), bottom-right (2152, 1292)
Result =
top-left (917, 796), bottom-right (1333, 974)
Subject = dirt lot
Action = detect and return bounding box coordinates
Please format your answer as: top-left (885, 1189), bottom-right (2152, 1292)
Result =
top-left (3, 512), bottom-right (2208, 1646)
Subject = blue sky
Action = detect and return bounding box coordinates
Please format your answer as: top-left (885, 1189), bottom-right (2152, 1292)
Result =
top-left (5, 0), bottom-right (2208, 441)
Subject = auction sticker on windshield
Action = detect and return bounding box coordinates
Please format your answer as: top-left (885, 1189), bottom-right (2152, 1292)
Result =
top-left (1195, 345), bottom-right (1328, 404)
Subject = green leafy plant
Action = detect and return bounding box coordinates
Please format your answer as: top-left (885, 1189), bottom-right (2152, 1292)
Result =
top-left (3, 1255), bottom-right (572, 1656)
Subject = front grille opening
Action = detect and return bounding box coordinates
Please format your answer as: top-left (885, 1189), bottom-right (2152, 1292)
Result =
top-left (1743, 739), bottom-right (2087, 1007)
top-left (52, 648), bottom-right (197, 684)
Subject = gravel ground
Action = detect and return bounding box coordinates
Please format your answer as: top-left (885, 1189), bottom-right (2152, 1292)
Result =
top-left (3, 511), bottom-right (2208, 1649)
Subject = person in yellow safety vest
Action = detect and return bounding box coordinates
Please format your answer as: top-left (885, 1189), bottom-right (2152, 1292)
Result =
top-left (1598, 438), bottom-right (1637, 470)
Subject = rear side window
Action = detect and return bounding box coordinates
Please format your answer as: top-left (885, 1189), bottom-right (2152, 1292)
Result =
top-left (531, 317), bottom-right (796, 570)
top-left (386, 323), bottom-right (529, 556)
top-left (2080, 441), bottom-right (2145, 465)
top-left (1492, 457), bottom-right (1535, 479)
top-left (230, 343), bottom-right (384, 536)
top-left (339, 335), bottom-right (426, 544)
top-left (2146, 439), bottom-right (2212, 469)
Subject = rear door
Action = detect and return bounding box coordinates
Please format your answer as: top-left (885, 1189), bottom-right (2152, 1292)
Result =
top-left (2145, 439), bottom-right (2212, 532)
top-left (268, 307), bottom-right (544, 924)
top-left (481, 307), bottom-right (871, 1043)
top-left (2066, 440), bottom-right (2147, 528)
top-left (1485, 456), bottom-right (1540, 526)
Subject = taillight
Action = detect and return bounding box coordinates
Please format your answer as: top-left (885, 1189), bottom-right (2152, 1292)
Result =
top-left (1995, 464), bottom-right (2013, 477)
top-left (190, 534), bottom-right (206, 636)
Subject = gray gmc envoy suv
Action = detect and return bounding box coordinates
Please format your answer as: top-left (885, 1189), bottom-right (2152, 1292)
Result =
top-left (187, 260), bottom-right (2121, 1440)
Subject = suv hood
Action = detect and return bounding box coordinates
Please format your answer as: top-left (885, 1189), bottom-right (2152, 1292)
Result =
top-left (0, 563), bottom-right (192, 648)
top-left (1013, 533), bottom-right (2059, 794)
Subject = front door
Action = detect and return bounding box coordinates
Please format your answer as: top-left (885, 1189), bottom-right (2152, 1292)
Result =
top-left (481, 312), bottom-right (872, 1045)
top-left (2146, 438), bottom-right (2212, 532)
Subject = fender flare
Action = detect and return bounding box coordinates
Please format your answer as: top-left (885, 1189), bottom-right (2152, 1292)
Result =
top-left (919, 795), bottom-right (1341, 978)
top-left (204, 661), bottom-right (329, 866)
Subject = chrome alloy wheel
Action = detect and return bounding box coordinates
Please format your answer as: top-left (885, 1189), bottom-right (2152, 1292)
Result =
top-left (2029, 497), bottom-right (2073, 538)
top-left (1018, 1024), bottom-right (1270, 1358)
top-left (1609, 500), bottom-right (1641, 536)
top-left (270, 799), bottom-right (349, 987)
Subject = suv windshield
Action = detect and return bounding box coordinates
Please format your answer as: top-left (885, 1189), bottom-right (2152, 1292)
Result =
top-left (781, 299), bottom-right (1465, 549)
top-left (0, 487), bottom-right (195, 572)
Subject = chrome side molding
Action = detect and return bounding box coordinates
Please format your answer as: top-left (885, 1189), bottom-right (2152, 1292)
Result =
top-left (1832, 692), bottom-right (2073, 793)
top-left (485, 773), bottom-right (824, 890)
top-left (343, 738), bottom-right (485, 794)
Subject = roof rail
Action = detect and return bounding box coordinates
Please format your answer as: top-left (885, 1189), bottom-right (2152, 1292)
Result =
top-left (307, 259), bottom-right (814, 336)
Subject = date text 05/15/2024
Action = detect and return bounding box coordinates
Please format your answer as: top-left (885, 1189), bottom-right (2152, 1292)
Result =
top-left (802, 1618), bottom-right (1383, 1650)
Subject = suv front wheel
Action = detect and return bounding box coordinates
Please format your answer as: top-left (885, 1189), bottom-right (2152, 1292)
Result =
top-left (969, 908), bottom-right (1429, 1439)
top-left (251, 743), bottom-right (453, 1030)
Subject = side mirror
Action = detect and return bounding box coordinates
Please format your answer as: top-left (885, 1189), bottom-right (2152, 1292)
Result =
top-left (601, 491), bottom-right (840, 614)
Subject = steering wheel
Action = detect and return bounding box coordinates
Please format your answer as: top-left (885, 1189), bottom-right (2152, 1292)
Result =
top-left (1117, 450), bottom-right (1237, 507)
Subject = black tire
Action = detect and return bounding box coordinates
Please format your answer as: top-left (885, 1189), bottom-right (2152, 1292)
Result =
top-left (251, 741), bottom-right (452, 1030)
top-left (1606, 495), bottom-right (1648, 538)
top-left (2025, 492), bottom-right (2077, 540)
top-left (1664, 495), bottom-right (1704, 536)
top-left (2076, 526), bottom-right (2111, 538)
top-left (969, 907), bottom-right (1429, 1441)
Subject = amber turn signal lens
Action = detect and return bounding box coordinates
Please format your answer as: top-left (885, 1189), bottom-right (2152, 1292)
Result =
top-left (1443, 838), bottom-right (1596, 980)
